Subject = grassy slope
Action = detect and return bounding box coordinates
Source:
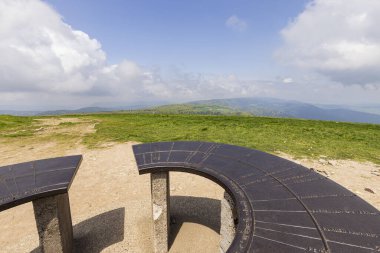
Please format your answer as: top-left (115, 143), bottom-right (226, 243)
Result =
top-left (83, 113), bottom-right (380, 164)
top-left (138, 104), bottom-right (251, 116)
top-left (0, 115), bottom-right (36, 137)
top-left (1, 114), bottom-right (379, 164)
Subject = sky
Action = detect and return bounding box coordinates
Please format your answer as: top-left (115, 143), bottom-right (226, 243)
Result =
top-left (1, 0), bottom-right (380, 110)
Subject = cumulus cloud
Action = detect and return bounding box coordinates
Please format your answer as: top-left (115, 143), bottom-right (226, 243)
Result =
top-left (276, 0), bottom-right (380, 86)
top-left (225, 15), bottom-right (247, 32)
top-left (0, 0), bottom-right (266, 108)
top-left (0, 0), bottom-right (108, 93)
top-left (0, 0), bottom-right (150, 98)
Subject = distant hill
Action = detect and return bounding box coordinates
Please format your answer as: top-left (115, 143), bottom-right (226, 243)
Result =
top-left (0, 104), bottom-right (158, 116)
top-left (317, 104), bottom-right (380, 116)
top-left (2, 97), bottom-right (380, 124)
top-left (37, 105), bottom-right (152, 116)
top-left (139, 104), bottom-right (250, 116)
top-left (0, 107), bottom-right (120, 116)
top-left (147, 97), bottom-right (380, 124)
top-left (0, 110), bottom-right (41, 116)
top-left (37, 107), bottom-right (116, 116)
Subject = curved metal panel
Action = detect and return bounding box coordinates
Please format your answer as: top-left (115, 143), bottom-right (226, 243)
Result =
top-left (133, 141), bottom-right (380, 253)
top-left (0, 155), bottom-right (82, 211)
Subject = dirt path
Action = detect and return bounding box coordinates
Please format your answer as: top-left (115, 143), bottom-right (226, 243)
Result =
top-left (0, 117), bottom-right (378, 252)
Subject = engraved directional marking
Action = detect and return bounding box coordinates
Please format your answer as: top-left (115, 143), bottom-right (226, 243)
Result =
top-left (133, 141), bottom-right (380, 253)
top-left (0, 155), bottom-right (82, 212)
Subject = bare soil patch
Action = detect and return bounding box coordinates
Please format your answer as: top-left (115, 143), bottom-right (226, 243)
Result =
top-left (33, 117), bottom-right (97, 136)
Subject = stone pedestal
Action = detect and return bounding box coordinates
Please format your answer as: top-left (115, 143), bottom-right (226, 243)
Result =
top-left (33, 193), bottom-right (73, 253)
top-left (151, 172), bottom-right (170, 253)
top-left (220, 192), bottom-right (237, 253)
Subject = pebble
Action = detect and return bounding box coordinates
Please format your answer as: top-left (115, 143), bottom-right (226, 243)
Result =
top-left (328, 160), bottom-right (338, 166)
top-left (364, 188), bottom-right (375, 194)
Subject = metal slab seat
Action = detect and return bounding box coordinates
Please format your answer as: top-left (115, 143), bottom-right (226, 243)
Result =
top-left (0, 155), bottom-right (82, 253)
top-left (133, 141), bottom-right (380, 253)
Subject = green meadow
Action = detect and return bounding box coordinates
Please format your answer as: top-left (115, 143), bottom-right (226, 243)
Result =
top-left (1, 113), bottom-right (379, 164)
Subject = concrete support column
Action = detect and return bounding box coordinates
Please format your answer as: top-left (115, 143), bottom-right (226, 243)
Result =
top-left (220, 191), bottom-right (237, 253)
top-left (33, 193), bottom-right (73, 253)
top-left (151, 172), bottom-right (170, 253)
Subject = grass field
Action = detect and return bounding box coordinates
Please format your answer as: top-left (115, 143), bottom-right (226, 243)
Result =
top-left (0, 115), bottom-right (36, 137)
top-left (138, 104), bottom-right (251, 115)
top-left (0, 113), bottom-right (379, 164)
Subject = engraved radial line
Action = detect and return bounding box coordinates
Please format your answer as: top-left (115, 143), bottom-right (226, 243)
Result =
top-left (184, 151), bottom-right (194, 163)
top-left (252, 197), bottom-right (297, 202)
top-left (196, 142), bottom-right (204, 152)
top-left (279, 176), bottom-right (326, 187)
top-left (199, 153), bottom-right (210, 163)
top-left (166, 142), bottom-right (174, 162)
top-left (213, 152), bottom-right (267, 174)
top-left (263, 173), bottom-right (331, 251)
top-left (254, 220), bottom-right (317, 230)
top-left (42, 166), bottom-right (77, 173)
top-left (205, 143), bottom-right (218, 157)
top-left (275, 171), bottom-right (315, 183)
top-left (150, 143), bottom-right (153, 163)
top-left (212, 152), bottom-right (331, 251)
top-left (37, 182), bottom-right (70, 190)
top-left (32, 162), bottom-right (36, 187)
top-left (253, 235), bottom-right (307, 250)
top-left (204, 143), bottom-right (214, 154)
top-left (0, 177), bottom-right (13, 196)
top-left (300, 194), bottom-right (354, 200)
top-left (326, 240), bottom-right (374, 250)
top-left (199, 144), bottom-right (218, 163)
top-left (152, 143), bottom-right (160, 162)
top-left (185, 143), bottom-right (203, 163)
top-left (10, 165), bottom-right (20, 195)
top-left (254, 210), bottom-right (307, 213)
top-left (255, 227), bottom-right (322, 240)
top-left (160, 148), bottom-right (328, 251)
top-left (13, 176), bottom-right (19, 194)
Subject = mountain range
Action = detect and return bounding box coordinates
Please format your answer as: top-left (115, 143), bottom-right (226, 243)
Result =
top-left (147, 97), bottom-right (380, 124)
top-left (1, 97), bottom-right (380, 124)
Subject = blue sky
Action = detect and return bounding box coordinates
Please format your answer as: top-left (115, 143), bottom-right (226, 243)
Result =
top-left (46, 0), bottom-right (308, 78)
top-left (0, 0), bottom-right (379, 109)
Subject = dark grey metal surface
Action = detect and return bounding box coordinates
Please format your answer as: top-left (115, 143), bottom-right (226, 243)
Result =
top-left (133, 141), bottom-right (380, 253)
top-left (0, 155), bottom-right (82, 212)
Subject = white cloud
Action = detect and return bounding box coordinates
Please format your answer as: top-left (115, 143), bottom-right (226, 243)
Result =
top-left (0, 0), bottom-right (109, 93)
top-left (0, 0), bottom-right (265, 108)
top-left (0, 0), bottom-right (148, 98)
top-left (282, 77), bottom-right (294, 84)
top-left (225, 15), bottom-right (247, 32)
top-left (276, 0), bottom-right (380, 86)
top-left (1, 0), bottom-right (378, 109)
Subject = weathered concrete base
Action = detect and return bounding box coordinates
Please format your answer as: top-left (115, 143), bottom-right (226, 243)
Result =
top-left (33, 193), bottom-right (73, 253)
top-left (220, 192), bottom-right (237, 253)
top-left (151, 172), bottom-right (170, 253)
